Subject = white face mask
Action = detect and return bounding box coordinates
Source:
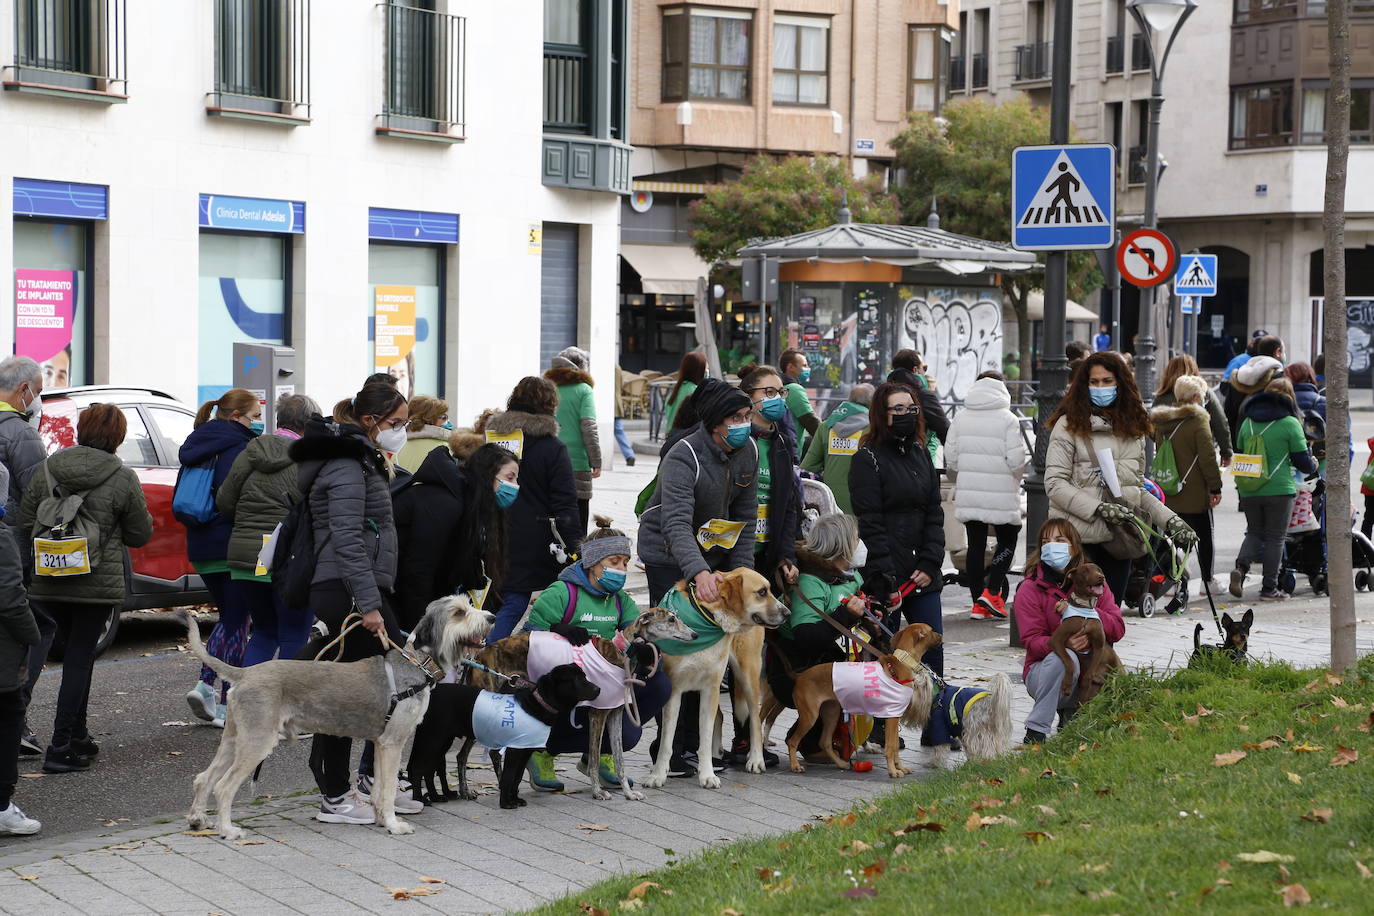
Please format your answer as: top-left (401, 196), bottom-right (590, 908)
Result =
top-left (24, 388), bottom-right (42, 430)
top-left (376, 425), bottom-right (407, 455)
top-left (850, 540), bottom-right (868, 570)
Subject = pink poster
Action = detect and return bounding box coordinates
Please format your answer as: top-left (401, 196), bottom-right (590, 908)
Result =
top-left (14, 268), bottom-right (76, 363)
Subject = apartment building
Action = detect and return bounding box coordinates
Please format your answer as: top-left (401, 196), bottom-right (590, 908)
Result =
top-left (3, 0), bottom-right (629, 424)
top-left (619, 0), bottom-right (957, 372)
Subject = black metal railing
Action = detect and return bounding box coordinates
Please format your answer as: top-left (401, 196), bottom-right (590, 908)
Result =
top-left (380, 1), bottom-right (466, 137)
top-left (971, 52), bottom-right (988, 88)
top-left (1106, 34), bottom-right (1124, 73)
top-left (8, 0), bottom-right (127, 94)
top-left (544, 46), bottom-right (591, 134)
top-left (1130, 32), bottom-right (1151, 71)
top-left (1128, 144), bottom-right (1148, 185)
top-left (949, 55), bottom-right (966, 91)
top-left (1014, 41), bottom-right (1051, 81)
top-left (211, 0), bottom-right (310, 118)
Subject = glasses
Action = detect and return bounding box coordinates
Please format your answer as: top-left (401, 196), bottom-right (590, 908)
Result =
top-left (725, 409), bottom-right (754, 424)
top-left (887, 405), bottom-right (920, 415)
top-left (370, 416), bottom-right (407, 430)
top-left (748, 386), bottom-right (782, 399)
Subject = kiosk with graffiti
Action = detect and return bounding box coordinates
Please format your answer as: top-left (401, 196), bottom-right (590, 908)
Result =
top-left (895, 287), bottom-right (1003, 405)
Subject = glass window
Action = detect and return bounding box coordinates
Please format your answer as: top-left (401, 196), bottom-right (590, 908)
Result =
top-left (145, 406), bottom-right (196, 466)
top-left (1300, 84), bottom-right (1374, 144)
top-left (116, 407), bottom-right (158, 467)
top-left (662, 8), bottom-right (751, 102)
top-left (909, 26), bottom-right (949, 113)
top-left (544, 0), bottom-right (582, 44)
top-left (368, 243), bottom-right (442, 401)
top-left (1229, 84), bottom-right (1293, 149)
top-left (772, 16), bottom-right (829, 105)
top-left (198, 232), bottom-right (287, 405)
top-left (13, 220), bottom-right (89, 389)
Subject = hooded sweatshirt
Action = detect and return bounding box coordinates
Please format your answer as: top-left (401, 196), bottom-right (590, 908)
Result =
top-left (526, 561), bottom-right (640, 639)
top-left (800, 400), bottom-right (869, 513)
top-left (945, 377), bottom-right (1027, 526)
top-left (1233, 391), bottom-right (1317, 498)
top-left (177, 418), bottom-right (256, 565)
top-left (217, 433), bottom-right (299, 576)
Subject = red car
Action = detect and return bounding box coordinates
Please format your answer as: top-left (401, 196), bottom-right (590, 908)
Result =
top-left (38, 386), bottom-right (211, 654)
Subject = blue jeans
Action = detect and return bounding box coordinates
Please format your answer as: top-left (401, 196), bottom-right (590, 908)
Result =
top-left (613, 418), bottom-right (635, 460)
top-left (198, 572), bottom-right (251, 701)
top-left (487, 591), bottom-right (532, 644)
top-left (240, 580), bottom-right (313, 667)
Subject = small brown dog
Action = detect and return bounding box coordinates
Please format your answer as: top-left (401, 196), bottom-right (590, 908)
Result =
top-left (1049, 563), bottom-right (1120, 703)
top-left (786, 623), bottom-right (943, 779)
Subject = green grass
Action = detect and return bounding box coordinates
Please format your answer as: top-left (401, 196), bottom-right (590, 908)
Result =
top-left (531, 655), bottom-right (1374, 915)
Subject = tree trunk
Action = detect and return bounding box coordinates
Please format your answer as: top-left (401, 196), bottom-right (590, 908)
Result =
top-left (1324, 0), bottom-right (1356, 673)
top-left (1005, 279), bottom-right (1034, 385)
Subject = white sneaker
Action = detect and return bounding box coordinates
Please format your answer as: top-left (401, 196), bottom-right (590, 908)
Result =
top-left (356, 774), bottom-right (423, 815)
top-left (186, 682), bottom-right (216, 722)
top-left (315, 790), bottom-right (375, 825)
top-left (0, 803), bottom-right (40, 836)
top-left (211, 704), bottom-right (227, 729)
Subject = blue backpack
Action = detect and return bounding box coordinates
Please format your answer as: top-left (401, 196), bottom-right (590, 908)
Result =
top-left (172, 460), bottom-right (218, 526)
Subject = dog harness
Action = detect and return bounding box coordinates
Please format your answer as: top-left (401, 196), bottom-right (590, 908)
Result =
top-left (527, 631), bottom-right (625, 710)
top-left (1061, 604), bottom-right (1100, 622)
top-left (653, 588), bottom-right (726, 656)
top-left (471, 690), bottom-right (552, 750)
top-left (925, 684), bottom-right (991, 746)
top-left (831, 661), bottom-right (915, 719)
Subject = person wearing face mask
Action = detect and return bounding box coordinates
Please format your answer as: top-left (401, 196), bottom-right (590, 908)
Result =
top-left (1013, 520), bottom-right (1124, 744)
top-left (215, 394), bottom-right (321, 667)
top-left (778, 349), bottom-right (820, 457)
top-left (739, 365), bottom-right (802, 591)
top-left (392, 395), bottom-right (451, 474)
top-left (289, 382), bottom-right (410, 826)
top-left (178, 388), bottom-right (261, 727)
top-left (637, 377), bottom-right (757, 778)
top-left (1045, 351), bottom-right (1188, 602)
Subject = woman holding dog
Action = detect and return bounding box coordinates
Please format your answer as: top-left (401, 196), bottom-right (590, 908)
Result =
top-left (1014, 519), bottom-right (1124, 744)
top-left (292, 381), bottom-right (412, 826)
top-left (849, 381), bottom-right (946, 677)
top-left (1045, 352), bottom-right (1194, 602)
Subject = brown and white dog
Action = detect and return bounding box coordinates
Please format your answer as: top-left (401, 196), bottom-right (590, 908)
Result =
top-left (1049, 563), bottom-right (1121, 703)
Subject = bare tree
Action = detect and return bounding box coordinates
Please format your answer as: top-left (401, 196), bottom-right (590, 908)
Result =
top-left (1324, 0), bottom-right (1356, 672)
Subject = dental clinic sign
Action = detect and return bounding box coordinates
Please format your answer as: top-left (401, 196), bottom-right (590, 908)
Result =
top-left (198, 194), bottom-right (305, 234)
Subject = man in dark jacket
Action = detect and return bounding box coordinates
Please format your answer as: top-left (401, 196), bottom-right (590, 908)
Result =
top-left (0, 486), bottom-right (41, 835)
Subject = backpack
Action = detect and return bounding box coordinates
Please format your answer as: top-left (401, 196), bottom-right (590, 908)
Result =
top-left (172, 459), bottom-right (219, 527)
top-left (269, 494), bottom-right (317, 608)
top-left (1150, 422), bottom-right (1198, 497)
top-left (32, 463), bottom-right (101, 577)
top-left (1232, 419), bottom-right (1287, 495)
top-left (562, 582), bottom-right (625, 627)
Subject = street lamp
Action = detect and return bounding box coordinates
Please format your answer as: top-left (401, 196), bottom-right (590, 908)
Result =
top-left (1127, 0), bottom-right (1196, 403)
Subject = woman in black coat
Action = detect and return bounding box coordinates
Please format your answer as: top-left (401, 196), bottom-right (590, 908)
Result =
top-left (849, 380), bottom-right (946, 675)
top-left (484, 377), bottom-right (582, 643)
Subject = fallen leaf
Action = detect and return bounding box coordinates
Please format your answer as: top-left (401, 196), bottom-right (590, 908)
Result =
top-left (1356, 860), bottom-right (1373, 880)
top-left (1358, 712), bottom-right (1374, 733)
top-left (1279, 864), bottom-right (1292, 882)
top-left (1022, 831), bottom-right (1054, 843)
top-left (1094, 788), bottom-right (1113, 796)
top-left (626, 882), bottom-right (665, 900)
top-left (722, 910), bottom-right (744, 916)
top-left (1285, 728), bottom-right (1295, 741)
top-left (18, 773), bottom-right (43, 780)
top-left (1088, 889), bottom-right (1117, 900)
top-left (840, 887), bottom-right (877, 899)
top-left (1291, 743), bottom-right (1325, 753)
top-left (1325, 671), bottom-right (1343, 686)
top-left (827, 812), bottom-right (858, 828)
top-left (985, 777), bottom-right (1004, 786)
top-left (893, 820), bottom-right (944, 834)
top-left (1286, 771), bottom-right (1303, 784)
top-left (578, 905), bottom-right (611, 916)
top-left (860, 858), bottom-right (887, 880)
top-left (1303, 679), bottom-right (1321, 692)
top-left (1280, 883), bottom-right (1311, 907)
top-left (388, 888), bottom-right (412, 900)
top-left (166, 751), bottom-right (184, 757)
top-left (1080, 862), bottom-right (1111, 873)
top-left (977, 815), bottom-right (1017, 827)
top-left (1217, 860), bottom-right (1231, 871)
top-left (972, 796), bottom-right (1003, 810)
top-left (756, 868), bottom-right (775, 883)
top-left (964, 811), bottom-right (982, 832)
top-left (234, 840), bottom-right (265, 846)
top-left (1243, 739), bottom-right (1281, 751)
top-left (1216, 879), bottom-right (1233, 887)
top-left (419, 876), bottom-right (444, 884)
top-left (107, 844), bottom-right (141, 851)
top-left (1300, 808), bottom-right (1333, 824)
top-left (1034, 878), bottom-right (1052, 888)
top-left (1237, 724), bottom-right (1250, 733)
top-left (1197, 703), bottom-right (1214, 717)
top-left (840, 840), bottom-right (873, 856)
top-left (183, 829), bottom-right (218, 837)
top-left (1039, 767), bottom-right (1056, 778)
top-left (161, 721), bottom-right (195, 727)
top-left (1036, 805), bottom-right (1059, 817)
top-left (577, 823), bottom-right (610, 832)
top-left (1213, 750), bottom-right (1248, 767)
top-left (1330, 746), bottom-right (1359, 767)
top-left (1331, 696), bottom-right (1349, 708)
top-left (892, 843), bottom-right (913, 856)
top-left (1183, 714), bottom-right (1200, 725)
top-left (1236, 851), bottom-right (1296, 864)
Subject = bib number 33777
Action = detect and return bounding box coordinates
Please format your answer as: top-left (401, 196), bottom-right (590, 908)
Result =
top-left (34, 537), bottom-right (91, 577)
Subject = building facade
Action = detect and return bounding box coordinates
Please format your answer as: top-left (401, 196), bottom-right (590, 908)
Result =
top-left (2, 0), bottom-right (628, 426)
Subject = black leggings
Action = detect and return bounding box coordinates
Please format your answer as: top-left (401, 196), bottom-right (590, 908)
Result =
top-left (1083, 545), bottom-right (1132, 605)
top-left (46, 602), bottom-right (108, 750)
top-left (303, 580), bottom-right (403, 800)
top-left (0, 689), bottom-right (25, 809)
top-left (1176, 510), bottom-right (1215, 580)
top-left (1363, 494), bottom-right (1374, 540)
top-left (964, 522), bottom-right (1020, 602)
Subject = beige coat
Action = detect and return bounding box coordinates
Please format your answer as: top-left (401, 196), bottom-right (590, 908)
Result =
top-left (1045, 414), bottom-right (1176, 544)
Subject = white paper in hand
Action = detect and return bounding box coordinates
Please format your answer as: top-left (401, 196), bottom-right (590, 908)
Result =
top-left (1094, 448), bottom-right (1123, 498)
top-left (257, 522), bottom-right (283, 573)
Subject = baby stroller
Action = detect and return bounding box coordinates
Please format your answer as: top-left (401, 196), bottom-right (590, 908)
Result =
top-left (1353, 530), bottom-right (1374, 591)
top-left (1121, 479), bottom-right (1192, 618)
top-left (1282, 475), bottom-right (1326, 596)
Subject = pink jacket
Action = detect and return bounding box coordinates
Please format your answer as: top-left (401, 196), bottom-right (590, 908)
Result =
top-left (1014, 563), bottom-right (1125, 680)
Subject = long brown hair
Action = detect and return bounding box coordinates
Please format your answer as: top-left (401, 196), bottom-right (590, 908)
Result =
top-left (1047, 351), bottom-right (1152, 440)
top-left (333, 382), bottom-right (407, 427)
top-left (1155, 354), bottom-right (1200, 399)
top-left (194, 388), bottom-right (258, 428)
top-left (859, 381), bottom-right (926, 450)
top-left (667, 351), bottom-right (707, 407)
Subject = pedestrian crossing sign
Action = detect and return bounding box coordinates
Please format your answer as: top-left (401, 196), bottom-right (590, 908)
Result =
top-left (1174, 254), bottom-right (1218, 296)
top-left (1011, 144), bottom-right (1116, 251)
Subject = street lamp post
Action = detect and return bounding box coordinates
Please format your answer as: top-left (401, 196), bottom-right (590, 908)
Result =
top-left (1128, 0), bottom-right (1196, 403)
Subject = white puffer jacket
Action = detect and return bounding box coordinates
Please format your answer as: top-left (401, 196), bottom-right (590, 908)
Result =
top-left (946, 377), bottom-right (1028, 525)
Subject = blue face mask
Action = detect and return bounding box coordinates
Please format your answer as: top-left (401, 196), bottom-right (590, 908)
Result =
top-left (1089, 386), bottom-right (1118, 407)
top-left (758, 396), bottom-right (787, 421)
top-left (495, 480), bottom-right (519, 509)
top-left (798, 366), bottom-right (811, 383)
top-left (597, 567), bottom-right (627, 593)
top-left (724, 422), bottom-right (752, 449)
top-left (249, 421), bottom-right (265, 435)
top-left (441, 421), bottom-right (454, 431)
top-left (1041, 542), bottom-right (1072, 571)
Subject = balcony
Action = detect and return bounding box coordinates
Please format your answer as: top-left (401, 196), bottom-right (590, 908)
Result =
top-left (1014, 41), bottom-right (1051, 82)
top-left (376, 1), bottom-right (466, 142)
top-left (1107, 33), bottom-right (1151, 75)
top-left (2, 0), bottom-right (127, 102)
top-left (971, 52), bottom-right (989, 89)
top-left (207, 0), bottom-right (310, 124)
top-left (541, 7), bottom-right (632, 197)
top-left (544, 47), bottom-right (590, 134)
top-left (950, 55), bottom-right (966, 92)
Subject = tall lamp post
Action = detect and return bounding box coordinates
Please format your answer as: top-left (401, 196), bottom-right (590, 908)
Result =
top-left (1128, 0), bottom-right (1196, 402)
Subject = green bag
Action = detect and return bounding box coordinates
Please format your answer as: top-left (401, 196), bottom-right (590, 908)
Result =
top-left (635, 473), bottom-right (659, 516)
top-left (1151, 433), bottom-right (1182, 496)
top-left (1232, 419), bottom-right (1285, 495)
top-left (1361, 459), bottom-right (1374, 490)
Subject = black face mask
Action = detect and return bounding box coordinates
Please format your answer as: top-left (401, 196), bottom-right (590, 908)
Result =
top-left (889, 413), bottom-right (917, 438)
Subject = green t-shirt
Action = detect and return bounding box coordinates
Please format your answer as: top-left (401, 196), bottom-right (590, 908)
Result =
top-left (781, 572), bottom-right (859, 638)
top-left (526, 580), bottom-right (640, 640)
top-left (662, 380), bottom-right (697, 434)
top-left (1236, 415), bottom-right (1307, 498)
top-left (784, 381), bottom-right (814, 458)
top-left (553, 382), bottom-right (596, 472)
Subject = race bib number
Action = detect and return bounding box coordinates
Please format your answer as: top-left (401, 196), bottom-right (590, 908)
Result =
top-left (1230, 454), bottom-right (1263, 479)
top-left (34, 537), bottom-right (91, 577)
top-left (485, 429), bottom-right (524, 458)
top-left (755, 504), bottom-right (770, 544)
top-left (255, 534), bottom-right (271, 577)
top-left (696, 518), bottom-right (746, 551)
top-left (828, 433), bottom-right (860, 456)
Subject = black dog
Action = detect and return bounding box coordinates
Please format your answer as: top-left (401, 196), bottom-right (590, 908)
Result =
top-left (406, 664), bottom-right (598, 809)
top-left (1191, 609), bottom-right (1253, 665)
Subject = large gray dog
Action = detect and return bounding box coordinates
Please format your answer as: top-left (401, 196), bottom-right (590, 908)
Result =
top-left (182, 595), bottom-right (492, 839)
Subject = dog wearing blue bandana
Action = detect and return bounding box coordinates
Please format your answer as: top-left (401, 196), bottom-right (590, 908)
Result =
top-left (1049, 563), bottom-right (1119, 702)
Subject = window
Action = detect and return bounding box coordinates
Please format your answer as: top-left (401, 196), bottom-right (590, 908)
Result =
top-left (1298, 84), bottom-right (1374, 144)
top-left (210, 0), bottom-right (309, 118)
top-left (368, 243), bottom-right (443, 401)
top-left (381, 0), bottom-right (466, 138)
top-left (951, 12), bottom-right (966, 92)
top-left (13, 220), bottom-right (91, 388)
top-left (1105, 101), bottom-right (1124, 181)
top-left (544, 0), bottom-right (591, 132)
top-left (972, 9), bottom-right (990, 88)
top-left (116, 408), bottom-right (158, 467)
top-left (1129, 99), bottom-right (1149, 184)
top-left (908, 26), bottom-right (950, 113)
top-left (197, 232), bottom-right (288, 405)
top-left (145, 407), bottom-right (196, 466)
top-left (772, 15), bottom-right (828, 105)
top-left (662, 7), bottom-right (752, 102)
top-left (8, 0), bottom-right (126, 95)
top-left (1229, 83), bottom-right (1294, 149)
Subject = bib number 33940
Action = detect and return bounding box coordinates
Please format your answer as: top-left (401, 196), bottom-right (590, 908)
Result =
top-left (34, 537), bottom-right (91, 577)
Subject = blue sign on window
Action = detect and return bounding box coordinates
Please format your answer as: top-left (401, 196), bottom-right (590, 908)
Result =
top-left (199, 194), bottom-right (305, 234)
top-left (13, 178), bottom-right (109, 220)
top-left (368, 207), bottom-right (459, 244)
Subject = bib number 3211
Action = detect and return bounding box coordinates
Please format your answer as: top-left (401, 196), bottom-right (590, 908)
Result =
top-left (34, 537), bottom-right (91, 577)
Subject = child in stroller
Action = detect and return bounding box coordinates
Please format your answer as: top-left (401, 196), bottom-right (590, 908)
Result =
top-left (1121, 479), bottom-right (1192, 618)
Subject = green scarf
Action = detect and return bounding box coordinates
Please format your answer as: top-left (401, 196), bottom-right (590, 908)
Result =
top-left (654, 587), bottom-right (726, 655)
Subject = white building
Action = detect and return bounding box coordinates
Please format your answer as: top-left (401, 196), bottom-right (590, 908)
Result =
top-left (1, 0), bottom-right (629, 425)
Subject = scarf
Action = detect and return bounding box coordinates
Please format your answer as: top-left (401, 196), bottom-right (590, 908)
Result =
top-left (653, 588), bottom-right (726, 656)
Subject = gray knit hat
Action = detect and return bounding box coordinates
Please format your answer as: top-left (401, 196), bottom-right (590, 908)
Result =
top-left (581, 534), bottom-right (632, 568)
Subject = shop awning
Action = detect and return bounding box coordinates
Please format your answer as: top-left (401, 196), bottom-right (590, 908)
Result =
top-left (621, 244), bottom-right (711, 296)
top-left (1024, 291), bottom-right (1099, 322)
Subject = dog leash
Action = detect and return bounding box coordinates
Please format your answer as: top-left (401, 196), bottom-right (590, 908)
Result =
top-left (785, 585), bottom-right (889, 662)
top-left (1200, 576), bottom-right (1226, 638)
top-left (460, 658), bottom-right (535, 690)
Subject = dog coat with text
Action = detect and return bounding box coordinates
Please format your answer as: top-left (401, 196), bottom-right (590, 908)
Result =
top-left (526, 631), bottom-right (623, 710)
top-left (472, 690), bottom-right (551, 750)
top-left (924, 684), bottom-right (990, 745)
top-left (830, 661), bottom-right (914, 719)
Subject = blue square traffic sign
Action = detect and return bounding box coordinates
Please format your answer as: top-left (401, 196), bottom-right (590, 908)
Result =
top-left (1174, 253), bottom-right (1218, 296)
top-left (1011, 144), bottom-right (1117, 251)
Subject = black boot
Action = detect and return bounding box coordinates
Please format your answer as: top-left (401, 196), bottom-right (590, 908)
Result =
top-left (43, 746), bottom-right (93, 773)
top-left (1022, 729), bottom-right (1047, 745)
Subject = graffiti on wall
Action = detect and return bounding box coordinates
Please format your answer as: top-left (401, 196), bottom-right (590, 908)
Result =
top-left (1349, 300), bottom-right (1374, 388)
top-left (896, 289), bottom-right (1003, 405)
